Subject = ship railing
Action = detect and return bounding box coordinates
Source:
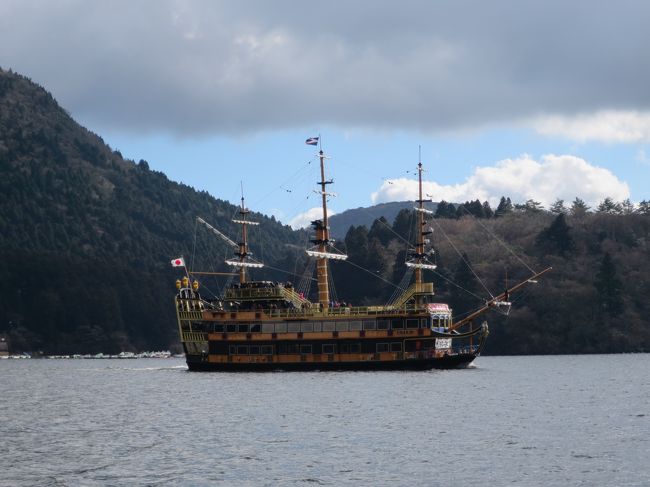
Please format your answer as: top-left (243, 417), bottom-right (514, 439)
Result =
top-left (264, 303), bottom-right (429, 319)
top-left (223, 286), bottom-right (309, 306)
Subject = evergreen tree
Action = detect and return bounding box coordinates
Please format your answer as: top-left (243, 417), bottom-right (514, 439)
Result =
top-left (597, 197), bottom-right (623, 214)
top-left (368, 217), bottom-right (393, 246)
top-left (620, 199), bottom-right (635, 215)
top-left (594, 252), bottom-right (624, 316)
top-left (550, 198), bottom-right (567, 214)
top-left (570, 197), bottom-right (590, 217)
top-left (392, 209), bottom-right (413, 240)
top-left (638, 200), bottom-right (650, 215)
top-left (435, 200), bottom-right (456, 219)
top-left (536, 213), bottom-right (575, 255)
top-left (495, 196), bottom-right (513, 217)
top-left (482, 201), bottom-right (494, 218)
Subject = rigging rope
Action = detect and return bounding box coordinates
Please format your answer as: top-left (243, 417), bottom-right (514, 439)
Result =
top-left (430, 216), bottom-right (495, 300)
top-left (388, 267), bottom-right (414, 305)
top-left (458, 205), bottom-right (537, 274)
top-left (297, 258), bottom-right (316, 298)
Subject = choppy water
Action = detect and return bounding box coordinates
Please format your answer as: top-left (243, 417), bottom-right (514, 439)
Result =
top-left (1, 355), bottom-right (649, 486)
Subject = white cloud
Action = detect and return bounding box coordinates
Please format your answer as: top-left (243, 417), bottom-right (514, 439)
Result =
top-left (531, 111), bottom-right (650, 143)
top-left (288, 207), bottom-right (336, 230)
top-left (371, 154), bottom-right (630, 208)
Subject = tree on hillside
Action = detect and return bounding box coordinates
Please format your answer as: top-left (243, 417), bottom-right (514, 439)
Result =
top-left (368, 217), bottom-right (393, 246)
top-left (638, 200), bottom-right (650, 215)
top-left (495, 196), bottom-right (513, 217)
top-left (597, 197), bottom-right (623, 214)
top-left (594, 252), bottom-right (624, 316)
top-left (536, 213), bottom-right (575, 255)
top-left (434, 200), bottom-right (456, 219)
top-left (482, 201), bottom-right (494, 218)
top-left (620, 199), bottom-right (635, 215)
top-left (570, 197), bottom-right (590, 217)
top-left (392, 209), bottom-right (413, 240)
top-left (515, 199), bottom-right (544, 213)
top-left (550, 198), bottom-right (567, 214)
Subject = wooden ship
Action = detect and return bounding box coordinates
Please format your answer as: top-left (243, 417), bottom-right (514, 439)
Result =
top-left (174, 146), bottom-right (550, 371)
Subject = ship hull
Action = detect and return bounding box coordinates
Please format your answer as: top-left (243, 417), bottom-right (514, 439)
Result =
top-left (184, 353), bottom-right (477, 372)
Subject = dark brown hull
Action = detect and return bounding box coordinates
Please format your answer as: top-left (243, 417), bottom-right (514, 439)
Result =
top-left (185, 352), bottom-right (478, 371)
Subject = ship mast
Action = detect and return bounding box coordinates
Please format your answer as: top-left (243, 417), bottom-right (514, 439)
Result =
top-left (406, 147), bottom-right (436, 302)
top-left (235, 191), bottom-right (251, 283)
top-left (306, 144), bottom-right (347, 309)
top-left (316, 150), bottom-right (330, 306)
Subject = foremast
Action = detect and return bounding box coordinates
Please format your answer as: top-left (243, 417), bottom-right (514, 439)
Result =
top-left (224, 190), bottom-right (264, 283)
top-left (306, 147), bottom-right (348, 308)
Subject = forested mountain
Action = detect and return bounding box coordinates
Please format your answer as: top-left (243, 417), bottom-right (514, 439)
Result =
top-left (0, 68), bottom-right (306, 354)
top-left (2, 67), bottom-right (649, 356)
top-left (332, 204), bottom-right (650, 355)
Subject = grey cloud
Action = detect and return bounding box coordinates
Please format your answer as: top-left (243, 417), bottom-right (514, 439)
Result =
top-left (1, 0), bottom-right (648, 135)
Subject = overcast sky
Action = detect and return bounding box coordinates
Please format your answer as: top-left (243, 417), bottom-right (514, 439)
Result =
top-left (1, 0), bottom-right (649, 226)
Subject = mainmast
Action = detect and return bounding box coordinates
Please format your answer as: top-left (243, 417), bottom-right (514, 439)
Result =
top-left (306, 144), bottom-right (347, 309)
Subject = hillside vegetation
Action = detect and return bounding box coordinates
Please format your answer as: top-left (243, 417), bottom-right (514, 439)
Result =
top-left (332, 202), bottom-right (650, 355)
top-left (0, 68), bottom-right (306, 353)
top-left (1, 67), bottom-right (648, 355)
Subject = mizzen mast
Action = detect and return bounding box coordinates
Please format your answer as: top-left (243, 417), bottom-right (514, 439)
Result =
top-left (405, 148), bottom-right (437, 304)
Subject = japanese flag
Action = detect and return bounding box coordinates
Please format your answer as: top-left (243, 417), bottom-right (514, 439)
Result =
top-left (171, 257), bottom-right (185, 267)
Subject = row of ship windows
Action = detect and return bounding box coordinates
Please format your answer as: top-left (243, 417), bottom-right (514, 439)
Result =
top-left (210, 318), bottom-right (429, 334)
top-left (227, 342), bottom-right (404, 355)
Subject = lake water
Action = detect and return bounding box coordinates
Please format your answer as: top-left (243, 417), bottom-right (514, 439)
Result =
top-left (1, 355), bottom-right (649, 486)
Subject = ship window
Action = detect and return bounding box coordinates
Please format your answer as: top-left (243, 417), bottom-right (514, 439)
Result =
top-left (322, 344), bottom-right (335, 354)
top-left (261, 345), bottom-right (273, 355)
top-left (301, 323), bottom-right (314, 332)
top-left (229, 345), bottom-right (237, 355)
top-left (250, 345), bottom-right (260, 355)
top-left (275, 323), bottom-right (287, 333)
top-left (250, 323), bottom-right (262, 332)
top-left (262, 324), bottom-right (274, 333)
top-left (363, 320), bottom-right (376, 330)
top-left (376, 343), bottom-right (389, 352)
top-left (335, 321), bottom-right (348, 332)
top-left (350, 343), bottom-right (361, 353)
top-left (300, 345), bottom-right (312, 354)
top-left (323, 321), bottom-right (336, 332)
top-left (227, 324), bottom-right (237, 333)
top-left (312, 322), bottom-right (322, 332)
top-left (288, 322), bottom-right (301, 332)
top-left (340, 343), bottom-right (349, 353)
top-left (391, 342), bottom-right (402, 352)
top-left (237, 345), bottom-right (249, 355)
top-left (238, 324), bottom-right (249, 333)
top-left (376, 320), bottom-right (389, 330)
top-left (349, 321), bottom-right (362, 331)
top-left (213, 324), bottom-right (224, 332)
top-left (391, 319), bottom-right (404, 329)
top-left (406, 319), bottom-right (419, 329)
